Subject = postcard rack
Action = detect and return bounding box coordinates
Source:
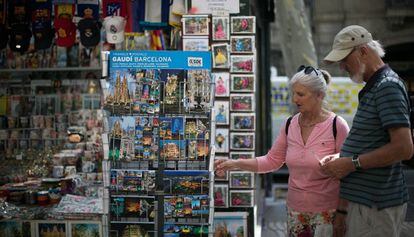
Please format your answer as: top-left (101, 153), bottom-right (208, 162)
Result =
top-left (101, 51), bottom-right (215, 237)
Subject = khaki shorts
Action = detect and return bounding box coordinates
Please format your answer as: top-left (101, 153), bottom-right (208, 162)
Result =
top-left (345, 202), bottom-right (407, 237)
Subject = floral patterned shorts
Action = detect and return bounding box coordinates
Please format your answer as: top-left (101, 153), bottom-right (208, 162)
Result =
top-left (287, 207), bottom-right (335, 237)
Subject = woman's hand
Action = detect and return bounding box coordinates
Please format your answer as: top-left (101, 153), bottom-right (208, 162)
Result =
top-left (214, 159), bottom-right (239, 174)
top-left (333, 211), bottom-right (347, 237)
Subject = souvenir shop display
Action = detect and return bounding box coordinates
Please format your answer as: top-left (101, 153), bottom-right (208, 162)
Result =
top-left (0, 70), bottom-right (106, 233)
top-left (102, 50), bottom-right (214, 237)
top-left (210, 13), bottom-right (257, 237)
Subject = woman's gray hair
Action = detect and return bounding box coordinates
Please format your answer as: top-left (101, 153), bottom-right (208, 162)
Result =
top-left (366, 40), bottom-right (385, 58)
top-left (289, 68), bottom-right (331, 109)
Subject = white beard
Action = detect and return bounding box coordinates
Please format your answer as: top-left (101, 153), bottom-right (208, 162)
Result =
top-left (350, 63), bottom-right (365, 84)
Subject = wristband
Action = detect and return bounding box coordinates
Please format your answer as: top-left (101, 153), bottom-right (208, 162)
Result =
top-left (336, 209), bottom-right (347, 215)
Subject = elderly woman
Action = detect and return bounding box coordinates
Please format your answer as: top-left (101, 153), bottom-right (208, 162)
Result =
top-left (215, 66), bottom-right (350, 237)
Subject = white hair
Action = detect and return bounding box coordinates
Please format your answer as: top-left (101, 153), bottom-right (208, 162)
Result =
top-left (366, 40), bottom-right (385, 58)
top-left (289, 69), bottom-right (331, 109)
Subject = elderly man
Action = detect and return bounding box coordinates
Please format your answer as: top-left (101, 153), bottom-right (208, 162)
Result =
top-left (321, 25), bottom-right (413, 237)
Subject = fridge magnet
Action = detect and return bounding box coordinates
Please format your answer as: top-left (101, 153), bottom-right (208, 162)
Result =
top-left (214, 101), bottom-right (230, 125)
top-left (230, 94), bottom-right (255, 112)
top-left (230, 113), bottom-right (255, 131)
top-left (214, 184), bottom-right (229, 208)
top-left (230, 36), bottom-right (255, 53)
top-left (215, 128), bottom-right (229, 153)
top-left (231, 74), bottom-right (255, 92)
top-left (230, 151), bottom-right (255, 160)
top-left (186, 70), bottom-right (212, 112)
top-left (229, 190), bottom-right (254, 207)
top-left (37, 221), bottom-right (67, 237)
top-left (69, 221), bottom-right (102, 237)
top-left (182, 15), bottom-right (210, 36)
top-left (230, 132), bottom-right (255, 150)
top-left (229, 171), bottom-right (255, 189)
top-left (213, 212), bottom-right (248, 237)
top-left (230, 55), bottom-right (255, 73)
top-left (231, 16), bottom-right (256, 34)
top-left (213, 72), bottom-right (230, 97)
top-left (212, 43), bottom-right (230, 69)
top-left (182, 37), bottom-right (210, 51)
top-left (212, 16), bottom-right (230, 41)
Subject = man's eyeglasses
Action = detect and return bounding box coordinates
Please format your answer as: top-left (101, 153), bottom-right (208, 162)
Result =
top-left (297, 65), bottom-right (320, 76)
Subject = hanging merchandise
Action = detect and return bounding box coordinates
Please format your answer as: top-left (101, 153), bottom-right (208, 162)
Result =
top-left (0, 0), bottom-right (7, 49)
top-left (78, 18), bottom-right (102, 47)
top-left (8, 0), bottom-right (31, 26)
top-left (31, 0), bottom-right (54, 50)
top-left (0, 24), bottom-right (8, 50)
top-left (127, 0), bottom-right (145, 32)
top-left (150, 30), bottom-right (165, 50)
top-left (9, 24), bottom-right (32, 53)
top-left (102, 0), bottom-right (127, 17)
top-left (77, 0), bottom-right (100, 20)
top-left (54, 17), bottom-right (76, 47)
top-left (7, 0), bottom-right (32, 53)
top-left (33, 21), bottom-right (54, 50)
top-left (103, 16), bottom-right (126, 44)
top-left (54, 1), bottom-right (76, 20)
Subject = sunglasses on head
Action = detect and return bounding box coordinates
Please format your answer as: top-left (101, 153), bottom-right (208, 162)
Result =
top-left (297, 65), bottom-right (320, 76)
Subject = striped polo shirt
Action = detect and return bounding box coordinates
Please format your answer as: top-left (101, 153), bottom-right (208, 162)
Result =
top-left (340, 65), bottom-right (410, 209)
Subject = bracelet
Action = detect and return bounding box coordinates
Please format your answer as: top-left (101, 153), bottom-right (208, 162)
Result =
top-left (336, 209), bottom-right (348, 215)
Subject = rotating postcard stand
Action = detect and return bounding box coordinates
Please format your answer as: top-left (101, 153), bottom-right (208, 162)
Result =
top-left (102, 51), bottom-right (215, 237)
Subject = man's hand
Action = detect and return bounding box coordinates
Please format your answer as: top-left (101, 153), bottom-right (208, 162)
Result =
top-left (333, 212), bottom-right (346, 237)
top-left (320, 157), bottom-right (355, 179)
